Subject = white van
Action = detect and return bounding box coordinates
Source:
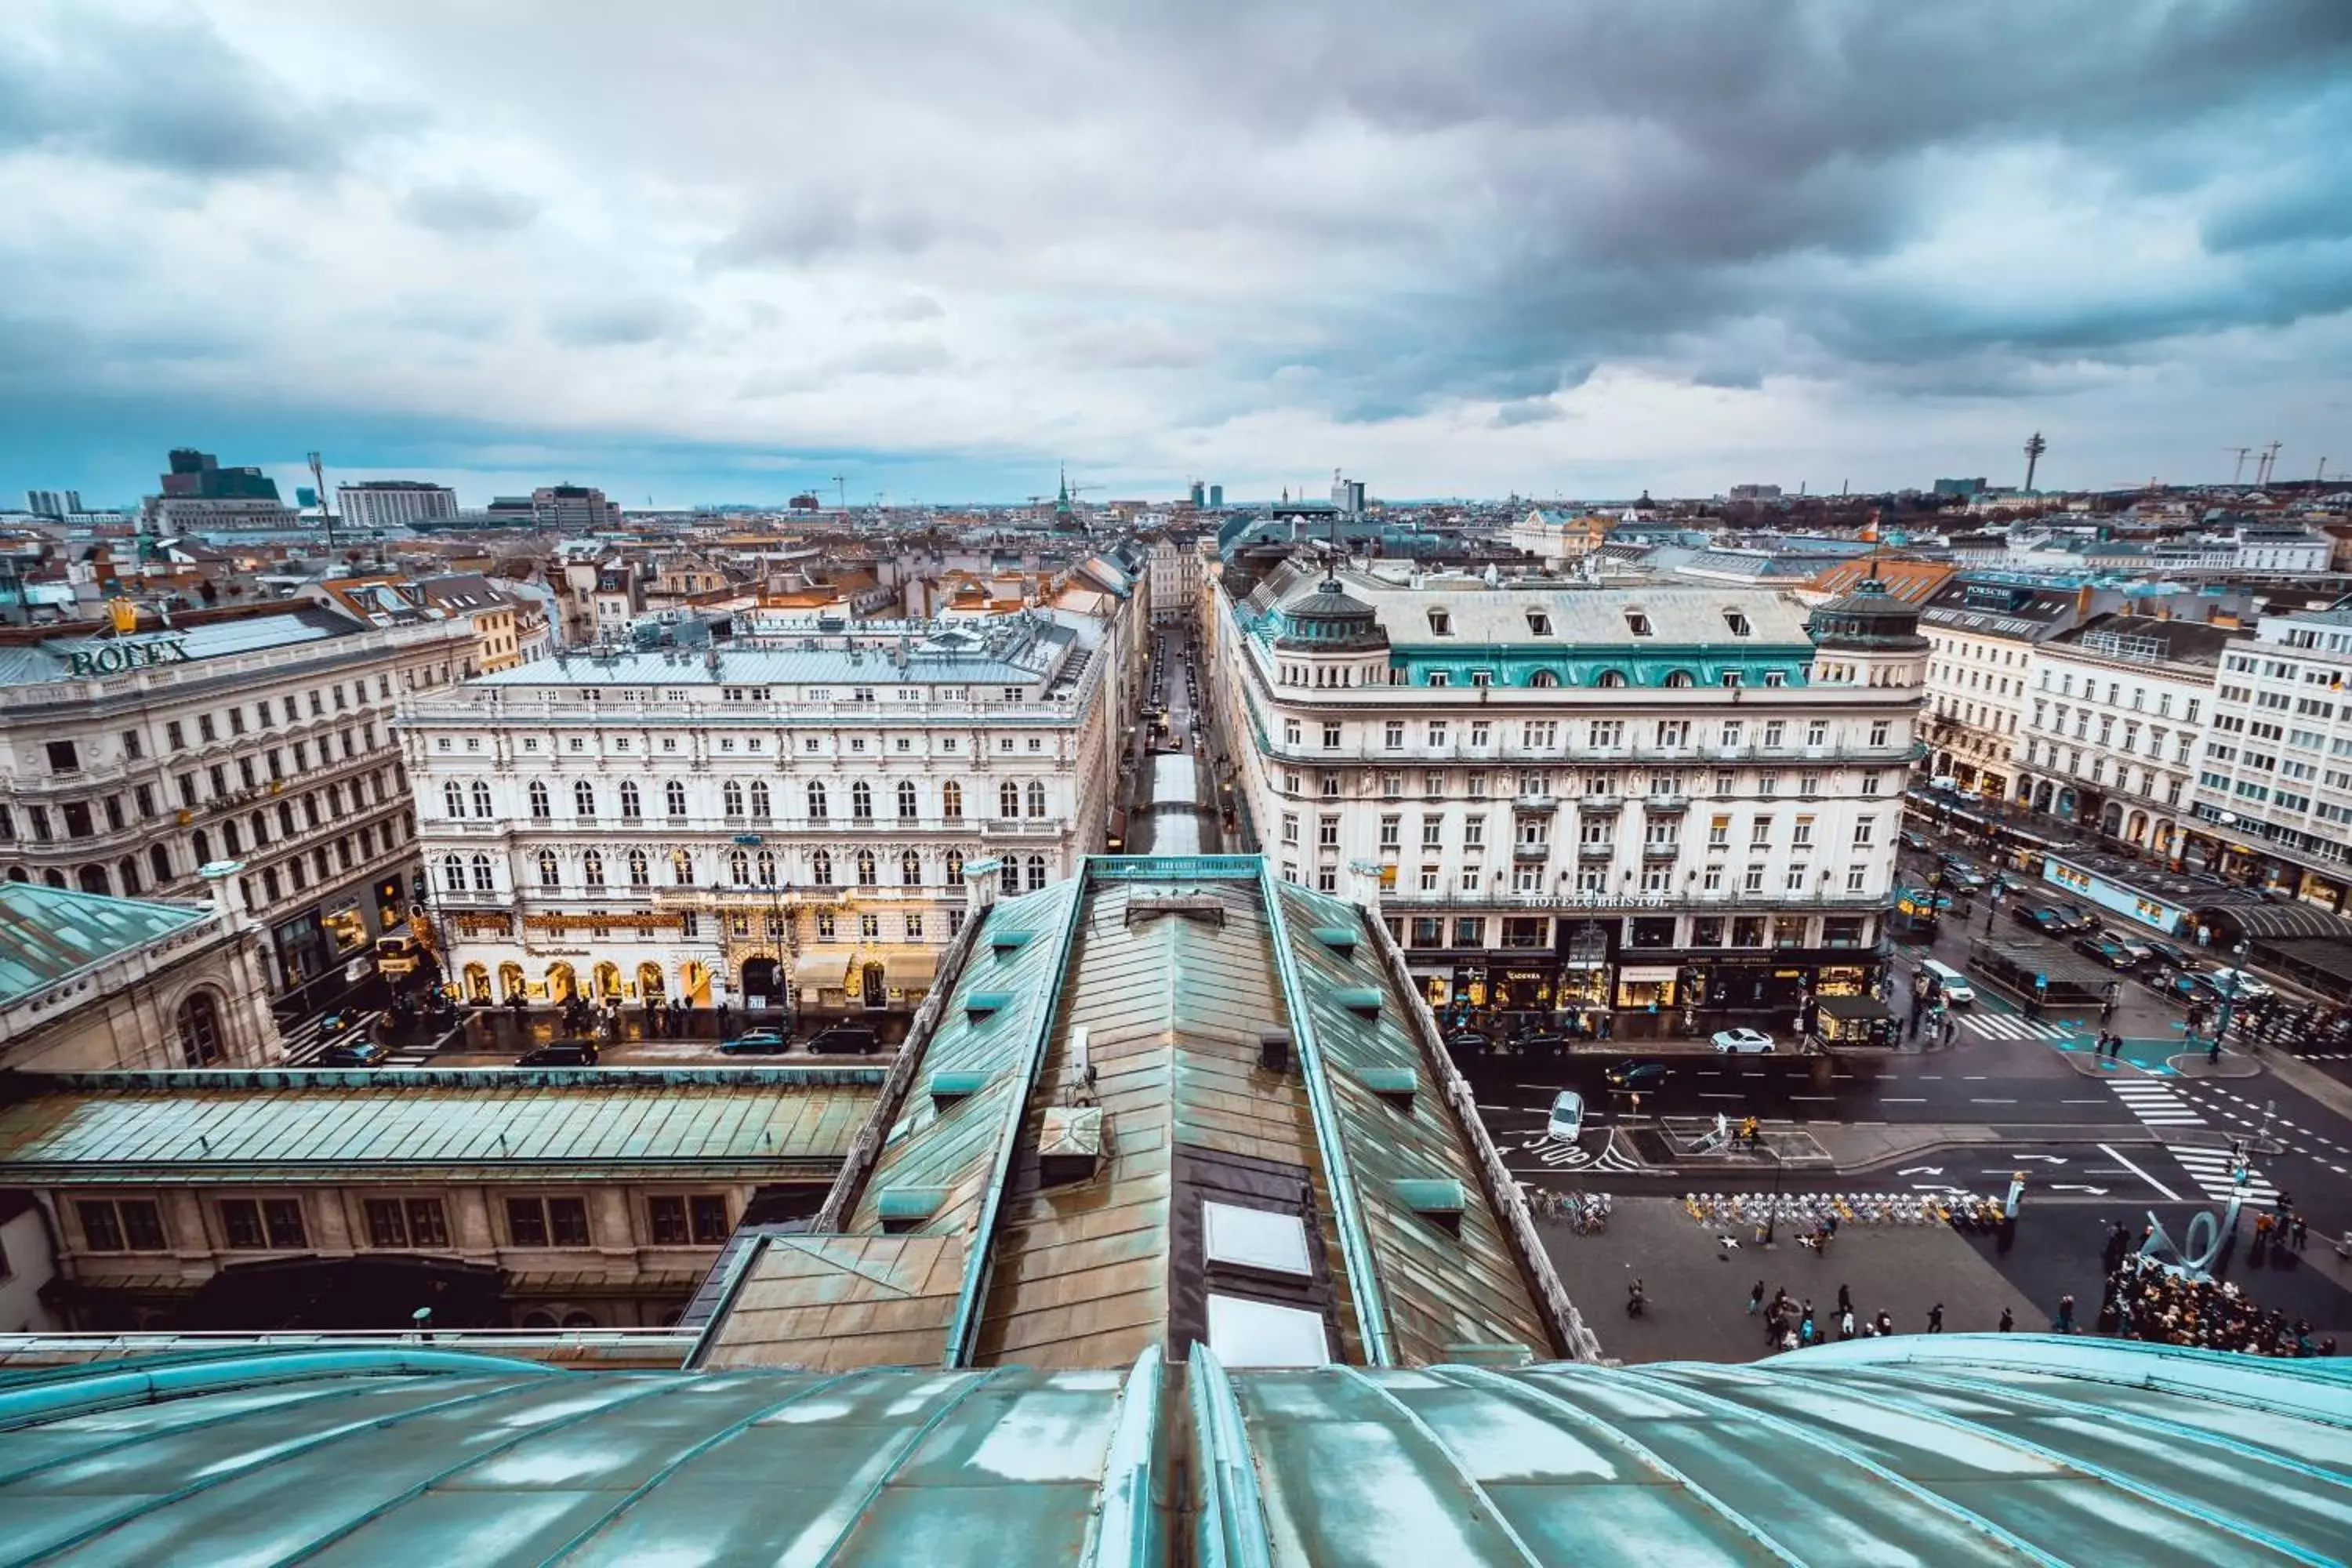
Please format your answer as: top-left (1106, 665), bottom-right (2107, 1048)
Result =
top-left (1921, 959), bottom-right (1976, 1005)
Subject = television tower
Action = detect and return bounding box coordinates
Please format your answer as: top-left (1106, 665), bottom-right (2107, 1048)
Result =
top-left (2022, 432), bottom-right (2047, 493)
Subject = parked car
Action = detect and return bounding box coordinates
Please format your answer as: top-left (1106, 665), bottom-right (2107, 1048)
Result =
top-left (2142, 939), bottom-right (2197, 972)
top-left (2053, 904), bottom-right (2101, 934)
top-left (2097, 927), bottom-right (2154, 964)
top-left (2161, 969), bottom-right (2228, 1006)
top-left (1711, 1027), bottom-right (1775, 1055)
top-left (517, 1040), bottom-right (599, 1067)
top-left (1900, 829), bottom-right (1933, 851)
top-left (2073, 935), bottom-right (2134, 970)
top-left (1604, 1060), bottom-right (1671, 1092)
top-left (1443, 1028), bottom-right (1493, 1056)
top-left (1512, 1031), bottom-right (1568, 1058)
top-left (718, 1028), bottom-right (793, 1056)
top-left (2009, 906), bottom-right (2071, 937)
top-left (1940, 863), bottom-right (1990, 890)
top-left (314, 1040), bottom-right (387, 1068)
top-left (1546, 1090), bottom-right (1586, 1143)
top-left (806, 1023), bottom-right (883, 1055)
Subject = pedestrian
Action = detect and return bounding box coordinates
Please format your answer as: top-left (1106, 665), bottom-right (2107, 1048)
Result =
top-left (1748, 1280), bottom-right (1765, 1316)
top-left (1928, 1302), bottom-right (1944, 1334)
top-left (1875, 1310), bottom-right (1894, 1338)
top-left (2274, 1189), bottom-right (2293, 1219)
top-left (2208, 1033), bottom-right (2223, 1065)
top-left (2292, 1214), bottom-right (2309, 1253)
top-left (1835, 1283), bottom-right (1853, 1319)
top-left (1838, 1306), bottom-right (1855, 1341)
top-left (2053, 1293), bottom-right (2077, 1334)
top-left (1998, 1306), bottom-right (2015, 1332)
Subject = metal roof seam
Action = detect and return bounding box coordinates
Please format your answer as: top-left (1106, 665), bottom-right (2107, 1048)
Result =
top-left (1255, 864), bottom-right (1393, 1367)
top-left (1186, 1346), bottom-right (1274, 1568)
top-left (1332, 1364), bottom-right (1546, 1566)
top-left (1080, 1345), bottom-right (1167, 1568)
top-left (808, 1368), bottom-right (1010, 1568)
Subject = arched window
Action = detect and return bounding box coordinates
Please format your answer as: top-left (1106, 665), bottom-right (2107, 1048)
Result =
top-left (628, 848), bottom-right (650, 885)
top-left (528, 781), bottom-right (551, 819)
top-left (444, 782), bottom-right (466, 817)
top-left (808, 781), bottom-right (828, 819)
top-left (536, 850), bottom-right (560, 888)
top-left (222, 822), bottom-right (240, 855)
top-left (901, 850), bottom-right (921, 887)
top-left (278, 802), bottom-right (295, 836)
top-left (619, 781), bottom-right (641, 818)
top-left (471, 852), bottom-right (494, 891)
top-left (572, 780), bottom-right (596, 817)
top-left (855, 849), bottom-right (877, 886)
top-left (1527, 669), bottom-right (1559, 688)
top-left (1664, 670), bottom-right (1695, 688)
top-left (1595, 670), bottom-right (1628, 688)
top-left (42, 869), bottom-right (64, 888)
top-left (470, 780), bottom-right (493, 817)
top-left (942, 780), bottom-right (963, 819)
top-left (582, 850), bottom-right (604, 887)
top-left (724, 781), bottom-right (746, 817)
top-left (756, 849), bottom-right (776, 886)
top-left (118, 857), bottom-right (141, 895)
top-left (1026, 781), bottom-right (1047, 818)
top-left (750, 782), bottom-right (771, 819)
top-left (729, 849), bottom-right (750, 885)
top-left (811, 849), bottom-right (833, 886)
top-left (1000, 781), bottom-right (1021, 818)
top-left (193, 829), bottom-right (212, 866)
top-left (851, 781), bottom-right (873, 819)
top-left (666, 780), bottom-right (688, 816)
top-left (174, 992), bottom-right (223, 1067)
top-left (672, 850), bottom-right (696, 886)
top-left (1026, 854), bottom-right (1047, 891)
top-left (442, 853), bottom-right (466, 891)
top-left (945, 849), bottom-right (965, 886)
top-left (150, 844), bottom-right (172, 884)
top-left (898, 781), bottom-right (918, 819)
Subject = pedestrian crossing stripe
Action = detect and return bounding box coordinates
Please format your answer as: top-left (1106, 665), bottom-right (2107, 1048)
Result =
top-left (1953, 1013), bottom-right (2077, 1042)
top-left (2107, 1080), bottom-right (2205, 1126)
top-left (2168, 1145), bottom-right (2281, 1203)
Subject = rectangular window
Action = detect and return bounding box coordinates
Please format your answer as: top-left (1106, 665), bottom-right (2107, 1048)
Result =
top-left (1454, 918), bottom-right (1485, 947)
top-left (219, 1197), bottom-right (307, 1250)
top-left (77, 1198), bottom-right (166, 1252)
top-left (1385, 720), bottom-right (1404, 748)
top-left (1323, 722), bottom-right (1341, 749)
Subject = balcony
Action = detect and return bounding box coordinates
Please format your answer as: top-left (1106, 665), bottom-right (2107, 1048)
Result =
top-left (1513, 795), bottom-right (1559, 813)
top-left (1578, 795), bottom-right (1625, 813)
top-left (1642, 794), bottom-right (1690, 812)
top-left (1640, 840), bottom-right (1681, 860)
top-left (1576, 841), bottom-right (1615, 861)
top-left (1512, 843), bottom-right (1550, 863)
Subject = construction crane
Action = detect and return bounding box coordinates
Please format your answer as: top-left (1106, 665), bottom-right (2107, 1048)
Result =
top-left (2227, 446), bottom-right (2254, 485)
top-left (832, 474), bottom-right (848, 511)
top-left (2256, 441), bottom-right (2284, 488)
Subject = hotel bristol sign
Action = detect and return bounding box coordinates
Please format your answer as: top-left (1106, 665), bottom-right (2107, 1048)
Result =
top-left (67, 639), bottom-right (189, 678)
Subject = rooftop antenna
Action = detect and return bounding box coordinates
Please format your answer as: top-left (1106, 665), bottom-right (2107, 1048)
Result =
top-left (2023, 431), bottom-right (2047, 493)
top-left (2227, 446), bottom-right (2253, 485)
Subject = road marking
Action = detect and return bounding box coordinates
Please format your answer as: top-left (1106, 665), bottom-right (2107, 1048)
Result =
top-left (2096, 1143), bottom-right (2181, 1202)
top-left (1880, 1097), bottom-right (1926, 1103)
top-left (2169, 1145), bottom-right (2281, 1203)
top-left (1788, 1094), bottom-right (1835, 1102)
top-left (2060, 1098), bottom-right (2107, 1105)
top-left (1969, 1098), bottom-right (2017, 1104)
top-left (2107, 1081), bottom-right (2205, 1126)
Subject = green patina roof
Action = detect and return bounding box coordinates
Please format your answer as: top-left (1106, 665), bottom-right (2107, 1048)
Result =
top-left (0, 1338), bottom-right (2341, 1565)
top-left (0, 1069), bottom-right (881, 1182)
top-left (0, 884), bottom-right (214, 1007)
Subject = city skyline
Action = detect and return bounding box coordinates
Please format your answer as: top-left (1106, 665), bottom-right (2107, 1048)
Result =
top-left (4, 2), bottom-right (2349, 506)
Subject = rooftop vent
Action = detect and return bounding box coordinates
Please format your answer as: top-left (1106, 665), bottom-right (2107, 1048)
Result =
top-left (964, 990), bottom-right (1013, 1022)
top-left (990, 929), bottom-right (1033, 958)
top-left (1357, 1067), bottom-right (1417, 1111)
top-left (1309, 926), bottom-right (1358, 956)
top-left (928, 1069), bottom-right (989, 1105)
top-left (1258, 1030), bottom-right (1293, 1073)
top-left (1393, 1178), bottom-right (1465, 1236)
top-left (1038, 1105), bottom-right (1105, 1185)
top-left (877, 1185), bottom-right (948, 1232)
top-left (1334, 986), bottom-right (1383, 1019)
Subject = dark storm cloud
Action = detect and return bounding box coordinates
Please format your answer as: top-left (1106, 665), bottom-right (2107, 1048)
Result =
top-left (0, 13), bottom-right (390, 176)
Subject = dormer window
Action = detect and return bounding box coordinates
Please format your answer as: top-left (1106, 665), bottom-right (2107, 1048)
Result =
top-left (1527, 612), bottom-right (1552, 637)
top-left (1428, 609), bottom-right (1453, 637)
top-left (1626, 612), bottom-right (1653, 637)
top-left (1725, 610), bottom-right (1751, 637)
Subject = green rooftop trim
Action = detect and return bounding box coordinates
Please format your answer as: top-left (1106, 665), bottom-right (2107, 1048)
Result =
top-left (0, 884), bottom-right (214, 1007)
top-left (990, 930), bottom-right (1034, 956)
top-left (964, 990), bottom-right (1014, 1019)
top-left (928, 1069), bottom-right (991, 1102)
top-left (1356, 1067), bottom-right (1418, 1106)
top-left (1309, 926), bottom-right (1359, 955)
top-left (1333, 986), bottom-right (1383, 1018)
top-left (877, 1186), bottom-right (950, 1221)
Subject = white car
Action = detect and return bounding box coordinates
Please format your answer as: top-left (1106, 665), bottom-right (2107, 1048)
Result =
top-left (1547, 1090), bottom-right (1586, 1143)
top-left (1711, 1028), bottom-right (1776, 1055)
top-left (2206, 967), bottom-right (2273, 1000)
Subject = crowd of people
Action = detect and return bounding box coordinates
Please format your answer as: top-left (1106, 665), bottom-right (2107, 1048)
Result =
top-left (2097, 1252), bottom-right (2333, 1358)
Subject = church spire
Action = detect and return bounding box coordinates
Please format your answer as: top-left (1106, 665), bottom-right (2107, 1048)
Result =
top-left (1055, 465), bottom-right (1071, 516)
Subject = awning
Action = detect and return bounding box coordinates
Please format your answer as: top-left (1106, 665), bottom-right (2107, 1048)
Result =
top-left (833, 946), bottom-right (940, 988)
top-left (1617, 965), bottom-right (1681, 984)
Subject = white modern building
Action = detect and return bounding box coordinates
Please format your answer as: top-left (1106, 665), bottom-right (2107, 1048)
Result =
top-left (0, 603), bottom-right (477, 1007)
top-left (405, 613), bottom-right (1115, 1018)
top-left (2187, 606), bottom-right (2352, 907)
top-left (336, 481), bottom-right (460, 530)
top-left (1210, 559), bottom-right (1926, 1036)
top-left (2014, 614), bottom-right (2240, 859)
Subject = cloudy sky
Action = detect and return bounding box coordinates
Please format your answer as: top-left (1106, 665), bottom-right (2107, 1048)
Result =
top-left (5, 1), bottom-right (2350, 507)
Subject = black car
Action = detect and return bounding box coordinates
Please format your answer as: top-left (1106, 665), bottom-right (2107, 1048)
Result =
top-left (806, 1023), bottom-right (882, 1055)
top-left (718, 1029), bottom-right (793, 1056)
top-left (1900, 829), bottom-right (1933, 851)
top-left (1511, 1031), bottom-right (1567, 1058)
top-left (1443, 1028), bottom-right (1493, 1056)
top-left (2010, 906), bottom-right (2071, 937)
top-left (2142, 939), bottom-right (2197, 972)
top-left (2052, 904), bottom-right (2101, 934)
top-left (2162, 969), bottom-right (2228, 1006)
top-left (517, 1040), bottom-right (599, 1067)
top-left (1603, 1059), bottom-right (1671, 1092)
top-left (315, 1040), bottom-right (387, 1068)
top-left (2072, 935), bottom-right (2133, 970)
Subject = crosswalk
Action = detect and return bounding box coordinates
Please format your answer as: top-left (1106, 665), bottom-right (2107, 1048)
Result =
top-left (2107, 1079), bottom-right (2203, 1125)
top-left (1953, 1012), bottom-right (2078, 1042)
top-left (278, 1008), bottom-right (382, 1065)
top-left (2105, 1080), bottom-right (2283, 1203)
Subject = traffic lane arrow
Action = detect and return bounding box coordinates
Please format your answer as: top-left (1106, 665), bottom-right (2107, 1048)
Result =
top-left (2051, 1185), bottom-right (2111, 1194)
top-left (2010, 1155), bottom-right (2067, 1164)
top-left (1911, 1184), bottom-right (1971, 1194)
top-left (1896, 1166), bottom-right (1944, 1177)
